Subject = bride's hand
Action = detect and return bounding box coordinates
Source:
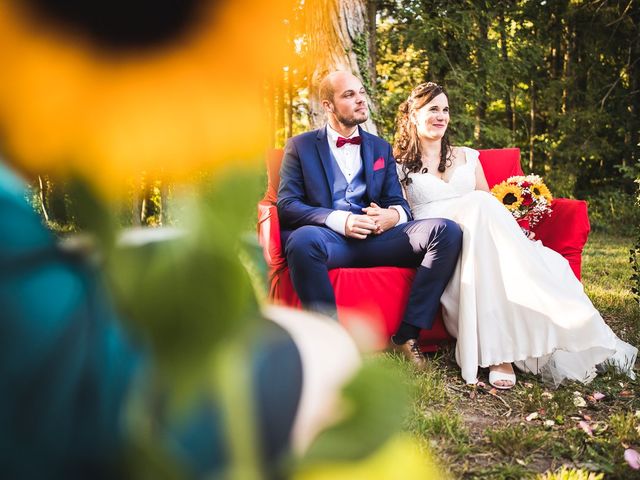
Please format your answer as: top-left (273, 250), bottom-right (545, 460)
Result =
top-left (522, 228), bottom-right (536, 241)
top-left (362, 202), bottom-right (400, 234)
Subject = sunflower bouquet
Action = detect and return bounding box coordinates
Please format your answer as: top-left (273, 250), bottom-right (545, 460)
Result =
top-left (491, 175), bottom-right (553, 230)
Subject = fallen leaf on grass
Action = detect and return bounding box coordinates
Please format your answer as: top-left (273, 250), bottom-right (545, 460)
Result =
top-left (573, 395), bottom-right (587, 408)
top-left (620, 390), bottom-right (634, 398)
top-left (526, 412), bottom-right (539, 422)
top-left (625, 448), bottom-right (640, 470)
top-left (578, 420), bottom-right (593, 436)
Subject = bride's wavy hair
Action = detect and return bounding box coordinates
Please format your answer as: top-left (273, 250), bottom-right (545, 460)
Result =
top-left (394, 82), bottom-right (452, 186)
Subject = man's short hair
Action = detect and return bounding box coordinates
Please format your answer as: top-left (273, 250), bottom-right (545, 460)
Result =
top-left (319, 75), bottom-right (336, 104)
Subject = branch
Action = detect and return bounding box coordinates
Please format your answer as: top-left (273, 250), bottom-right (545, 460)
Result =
top-left (600, 54), bottom-right (640, 111)
top-left (606, 0), bottom-right (633, 27)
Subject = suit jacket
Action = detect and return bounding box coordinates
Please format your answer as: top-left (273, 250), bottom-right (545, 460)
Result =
top-left (276, 126), bottom-right (412, 230)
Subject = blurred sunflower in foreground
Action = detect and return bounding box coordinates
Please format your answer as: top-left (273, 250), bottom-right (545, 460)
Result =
top-left (0, 0), bottom-right (293, 196)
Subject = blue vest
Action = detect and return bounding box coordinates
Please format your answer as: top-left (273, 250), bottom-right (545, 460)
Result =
top-left (329, 150), bottom-right (367, 214)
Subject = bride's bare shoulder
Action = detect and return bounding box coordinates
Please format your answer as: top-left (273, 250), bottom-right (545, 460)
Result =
top-left (452, 146), bottom-right (481, 165)
top-left (450, 146), bottom-right (467, 165)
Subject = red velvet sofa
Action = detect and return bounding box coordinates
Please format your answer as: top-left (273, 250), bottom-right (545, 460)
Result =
top-left (257, 148), bottom-right (590, 350)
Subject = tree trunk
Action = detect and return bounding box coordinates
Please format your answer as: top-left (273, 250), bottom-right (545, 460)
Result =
top-left (562, 19), bottom-right (570, 114)
top-left (474, 10), bottom-right (488, 144)
top-left (367, 0), bottom-right (377, 92)
top-left (529, 80), bottom-right (536, 171)
top-left (132, 188), bottom-right (142, 226)
top-left (304, 0), bottom-right (378, 133)
top-left (266, 80), bottom-right (276, 149)
top-left (498, 12), bottom-right (514, 137)
top-left (160, 183), bottom-right (170, 226)
top-left (287, 68), bottom-right (294, 140)
top-left (276, 74), bottom-right (286, 148)
top-left (628, 4), bottom-right (640, 164)
top-left (37, 175), bottom-right (50, 223)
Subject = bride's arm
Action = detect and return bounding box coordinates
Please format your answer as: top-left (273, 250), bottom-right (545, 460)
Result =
top-left (474, 162), bottom-right (490, 192)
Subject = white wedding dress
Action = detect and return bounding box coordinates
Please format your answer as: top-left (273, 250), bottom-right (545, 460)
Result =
top-left (404, 146), bottom-right (637, 385)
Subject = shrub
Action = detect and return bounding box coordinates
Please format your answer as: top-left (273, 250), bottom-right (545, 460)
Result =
top-left (585, 188), bottom-right (640, 237)
top-left (630, 177), bottom-right (640, 304)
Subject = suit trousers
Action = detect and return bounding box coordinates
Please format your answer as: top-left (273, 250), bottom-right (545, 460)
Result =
top-left (283, 218), bottom-right (462, 329)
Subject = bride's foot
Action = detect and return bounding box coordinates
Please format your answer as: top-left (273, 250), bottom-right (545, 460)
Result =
top-left (489, 362), bottom-right (516, 390)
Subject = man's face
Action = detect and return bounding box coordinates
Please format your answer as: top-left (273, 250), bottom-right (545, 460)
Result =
top-left (324, 74), bottom-right (369, 127)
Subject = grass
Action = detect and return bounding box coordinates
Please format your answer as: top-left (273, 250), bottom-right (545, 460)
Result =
top-left (388, 231), bottom-right (640, 479)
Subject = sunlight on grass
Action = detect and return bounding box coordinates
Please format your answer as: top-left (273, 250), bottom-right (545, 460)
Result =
top-left (250, 230), bottom-right (638, 478)
top-left (582, 232), bottom-right (640, 345)
top-left (383, 231), bottom-right (640, 479)
top-left (486, 424), bottom-right (550, 458)
top-left (538, 466), bottom-right (604, 479)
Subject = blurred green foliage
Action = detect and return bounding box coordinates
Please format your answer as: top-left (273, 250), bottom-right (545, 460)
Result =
top-left (39, 165), bottom-right (416, 477)
top-left (299, 358), bottom-right (409, 466)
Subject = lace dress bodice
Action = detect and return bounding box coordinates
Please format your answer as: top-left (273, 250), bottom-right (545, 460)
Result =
top-left (402, 147), bottom-right (479, 219)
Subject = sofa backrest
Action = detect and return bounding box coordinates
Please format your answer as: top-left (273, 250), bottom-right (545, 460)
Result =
top-left (263, 147), bottom-right (523, 204)
top-left (477, 148), bottom-right (524, 188)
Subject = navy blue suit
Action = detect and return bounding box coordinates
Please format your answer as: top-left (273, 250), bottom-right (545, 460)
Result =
top-left (277, 126), bottom-right (463, 329)
top-left (278, 126), bottom-right (410, 227)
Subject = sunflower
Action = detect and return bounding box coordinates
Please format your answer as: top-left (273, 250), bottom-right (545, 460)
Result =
top-left (530, 182), bottom-right (553, 204)
top-left (0, 0), bottom-right (294, 197)
top-left (491, 183), bottom-right (523, 211)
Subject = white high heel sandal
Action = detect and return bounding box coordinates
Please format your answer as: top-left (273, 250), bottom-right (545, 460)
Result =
top-left (489, 368), bottom-right (517, 390)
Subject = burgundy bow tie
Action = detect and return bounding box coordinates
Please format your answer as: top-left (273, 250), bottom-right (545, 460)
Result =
top-left (336, 136), bottom-right (362, 148)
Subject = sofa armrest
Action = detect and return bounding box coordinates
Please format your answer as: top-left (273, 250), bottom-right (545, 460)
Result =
top-left (257, 201), bottom-right (287, 272)
top-left (532, 198), bottom-right (590, 279)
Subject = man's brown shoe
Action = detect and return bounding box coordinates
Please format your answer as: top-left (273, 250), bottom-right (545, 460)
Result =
top-left (391, 338), bottom-right (427, 369)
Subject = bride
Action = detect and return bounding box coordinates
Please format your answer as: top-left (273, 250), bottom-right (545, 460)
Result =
top-left (394, 82), bottom-right (637, 389)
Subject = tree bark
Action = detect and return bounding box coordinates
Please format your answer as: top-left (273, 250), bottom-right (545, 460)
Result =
top-left (304, 0), bottom-right (378, 133)
top-left (276, 73), bottom-right (286, 147)
top-left (266, 80), bottom-right (276, 149)
top-left (37, 175), bottom-right (50, 223)
top-left (474, 10), bottom-right (488, 144)
top-left (529, 80), bottom-right (536, 171)
top-left (562, 19), bottom-right (570, 114)
top-left (367, 0), bottom-right (378, 91)
top-left (628, 3), bottom-right (640, 164)
top-left (287, 68), bottom-right (294, 140)
top-left (498, 12), bottom-right (514, 137)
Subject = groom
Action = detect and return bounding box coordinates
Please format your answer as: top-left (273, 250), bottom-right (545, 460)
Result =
top-left (277, 71), bottom-right (462, 367)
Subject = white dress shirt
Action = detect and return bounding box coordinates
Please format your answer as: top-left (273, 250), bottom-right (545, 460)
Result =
top-left (323, 125), bottom-right (407, 235)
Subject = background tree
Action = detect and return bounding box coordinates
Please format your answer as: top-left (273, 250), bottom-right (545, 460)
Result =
top-left (266, 0), bottom-right (638, 232)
